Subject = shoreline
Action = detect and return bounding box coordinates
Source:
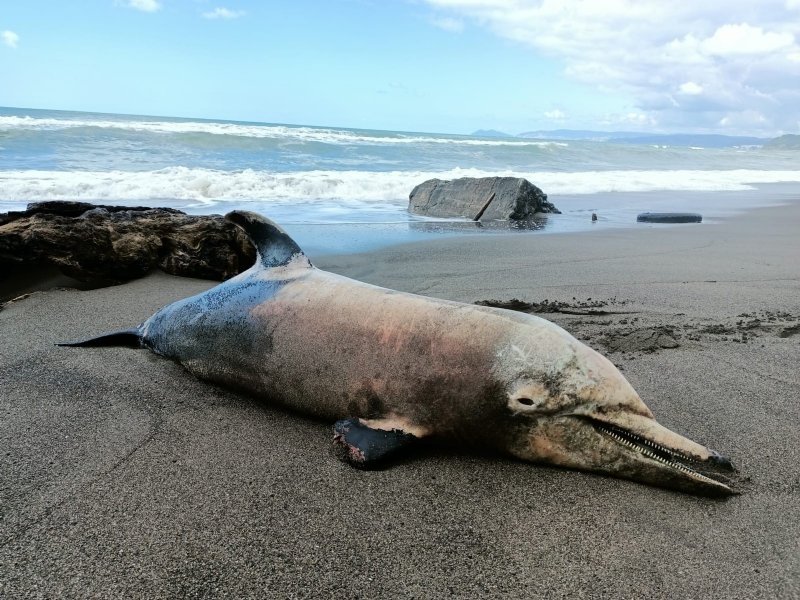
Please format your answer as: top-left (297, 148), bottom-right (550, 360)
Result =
top-left (4, 188), bottom-right (796, 302)
top-left (1, 196), bottom-right (799, 597)
top-left (209, 182), bottom-right (800, 257)
top-left (4, 183), bottom-right (800, 259)
top-left (316, 193), bottom-right (800, 301)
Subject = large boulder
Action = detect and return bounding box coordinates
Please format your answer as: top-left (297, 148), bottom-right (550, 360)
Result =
top-left (0, 201), bottom-right (256, 284)
top-left (408, 177), bottom-right (560, 220)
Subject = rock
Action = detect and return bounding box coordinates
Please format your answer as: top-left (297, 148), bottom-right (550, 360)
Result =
top-left (408, 177), bottom-right (560, 221)
top-left (637, 212), bottom-right (702, 223)
top-left (0, 201), bottom-right (256, 284)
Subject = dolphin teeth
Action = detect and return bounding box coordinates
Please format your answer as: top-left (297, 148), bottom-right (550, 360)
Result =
top-left (599, 423), bottom-right (696, 462)
top-left (594, 423), bottom-right (722, 486)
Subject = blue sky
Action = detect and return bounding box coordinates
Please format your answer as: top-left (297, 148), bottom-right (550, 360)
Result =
top-left (2, 1), bottom-right (799, 135)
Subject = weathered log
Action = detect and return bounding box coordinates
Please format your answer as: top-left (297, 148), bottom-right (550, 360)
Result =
top-left (0, 201), bottom-right (256, 284)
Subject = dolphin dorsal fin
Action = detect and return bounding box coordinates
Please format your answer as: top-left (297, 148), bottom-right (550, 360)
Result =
top-left (226, 210), bottom-right (312, 269)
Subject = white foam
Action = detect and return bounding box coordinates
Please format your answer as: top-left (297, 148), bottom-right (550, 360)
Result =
top-left (0, 167), bottom-right (438, 204)
top-left (0, 115), bottom-right (562, 147)
top-left (531, 169), bottom-right (800, 194)
top-left (2, 167), bottom-right (800, 205)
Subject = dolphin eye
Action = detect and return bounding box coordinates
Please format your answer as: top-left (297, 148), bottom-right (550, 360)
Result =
top-left (511, 396), bottom-right (541, 411)
top-left (508, 384), bottom-right (548, 412)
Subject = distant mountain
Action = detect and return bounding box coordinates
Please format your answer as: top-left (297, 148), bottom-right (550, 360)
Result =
top-left (517, 129), bottom-right (766, 148)
top-left (765, 134), bottom-right (800, 149)
top-left (471, 129), bottom-right (514, 138)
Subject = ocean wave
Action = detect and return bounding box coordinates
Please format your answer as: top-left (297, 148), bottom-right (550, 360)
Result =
top-left (0, 116), bottom-right (562, 148)
top-left (2, 167), bottom-right (800, 205)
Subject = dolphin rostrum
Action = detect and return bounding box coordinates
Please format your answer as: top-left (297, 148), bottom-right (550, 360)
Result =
top-left (61, 211), bottom-right (737, 495)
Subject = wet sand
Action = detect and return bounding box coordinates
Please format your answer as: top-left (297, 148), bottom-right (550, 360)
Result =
top-left (1, 201), bottom-right (799, 598)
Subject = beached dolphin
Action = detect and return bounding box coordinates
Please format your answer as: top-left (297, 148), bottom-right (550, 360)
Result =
top-left (61, 211), bottom-right (737, 495)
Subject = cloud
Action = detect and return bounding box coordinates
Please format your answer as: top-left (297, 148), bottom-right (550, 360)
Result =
top-left (702, 23), bottom-right (794, 56)
top-left (430, 17), bottom-right (465, 32)
top-left (679, 81), bottom-right (703, 95)
top-left (601, 111), bottom-right (658, 127)
top-left (202, 7), bottom-right (245, 20)
top-left (2, 30), bottom-right (19, 49)
top-left (125, 0), bottom-right (161, 11)
top-left (423, 0), bottom-right (800, 134)
top-left (544, 109), bottom-right (566, 120)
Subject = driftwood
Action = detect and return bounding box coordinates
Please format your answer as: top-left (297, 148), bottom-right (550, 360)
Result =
top-left (0, 201), bottom-right (256, 284)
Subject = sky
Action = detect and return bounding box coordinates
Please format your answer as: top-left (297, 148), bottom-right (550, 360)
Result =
top-left (2, 0), bottom-right (800, 136)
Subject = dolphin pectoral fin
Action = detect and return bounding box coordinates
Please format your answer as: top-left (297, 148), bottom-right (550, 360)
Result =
top-left (332, 417), bottom-right (420, 468)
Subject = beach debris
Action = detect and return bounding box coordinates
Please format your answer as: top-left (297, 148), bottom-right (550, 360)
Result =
top-left (479, 299), bottom-right (799, 351)
top-left (684, 312), bottom-right (800, 342)
top-left (409, 176), bottom-right (560, 221)
top-left (0, 201), bottom-right (255, 284)
top-left (476, 297), bottom-right (625, 316)
top-left (637, 212), bottom-right (702, 223)
top-left (602, 327), bottom-right (680, 353)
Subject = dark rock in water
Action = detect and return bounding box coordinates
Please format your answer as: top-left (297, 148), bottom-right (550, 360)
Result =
top-left (0, 201), bottom-right (256, 284)
top-left (637, 212), bottom-right (703, 224)
top-left (409, 177), bottom-right (560, 221)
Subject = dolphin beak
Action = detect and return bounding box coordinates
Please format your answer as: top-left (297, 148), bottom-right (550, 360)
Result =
top-left (525, 412), bottom-right (739, 496)
top-left (582, 412), bottom-right (738, 496)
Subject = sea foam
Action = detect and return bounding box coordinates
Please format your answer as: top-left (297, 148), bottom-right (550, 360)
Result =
top-left (0, 115), bottom-right (560, 147)
top-left (3, 167), bottom-right (800, 206)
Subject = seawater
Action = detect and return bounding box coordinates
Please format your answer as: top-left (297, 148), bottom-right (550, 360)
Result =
top-left (2, 106), bottom-right (799, 254)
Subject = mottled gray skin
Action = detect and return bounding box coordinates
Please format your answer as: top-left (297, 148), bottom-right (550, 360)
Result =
top-left (119, 212), bottom-right (737, 495)
top-left (144, 263), bottom-right (516, 441)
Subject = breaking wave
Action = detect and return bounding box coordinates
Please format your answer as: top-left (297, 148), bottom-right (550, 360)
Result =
top-left (0, 115), bottom-right (563, 148)
top-left (3, 166), bottom-right (800, 206)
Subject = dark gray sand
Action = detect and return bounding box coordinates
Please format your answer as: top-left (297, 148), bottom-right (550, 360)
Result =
top-left (2, 202), bottom-right (799, 598)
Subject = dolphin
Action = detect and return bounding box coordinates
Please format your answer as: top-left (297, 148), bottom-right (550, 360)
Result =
top-left (61, 211), bottom-right (737, 495)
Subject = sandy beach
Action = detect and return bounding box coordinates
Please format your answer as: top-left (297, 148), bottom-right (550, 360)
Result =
top-left (1, 201), bottom-right (799, 598)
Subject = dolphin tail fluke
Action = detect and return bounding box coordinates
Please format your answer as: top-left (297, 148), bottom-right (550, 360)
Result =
top-left (56, 327), bottom-right (142, 348)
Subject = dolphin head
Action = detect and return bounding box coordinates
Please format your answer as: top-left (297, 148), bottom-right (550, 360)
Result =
top-left (494, 319), bottom-right (737, 496)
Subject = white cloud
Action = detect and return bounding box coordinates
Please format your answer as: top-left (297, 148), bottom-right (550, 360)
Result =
top-left (2, 30), bottom-right (19, 49)
top-left (128, 0), bottom-right (161, 11)
top-left (430, 16), bottom-right (464, 32)
top-left (544, 109), bottom-right (566, 120)
top-left (679, 81), bottom-right (704, 95)
top-left (202, 7), bottom-right (245, 20)
top-left (703, 23), bottom-right (794, 56)
top-left (621, 112), bottom-right (658, 127)
top-left (719, 110), bottom-right (768, 129)
top-left (423, 0), bottom-right (800, 134)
